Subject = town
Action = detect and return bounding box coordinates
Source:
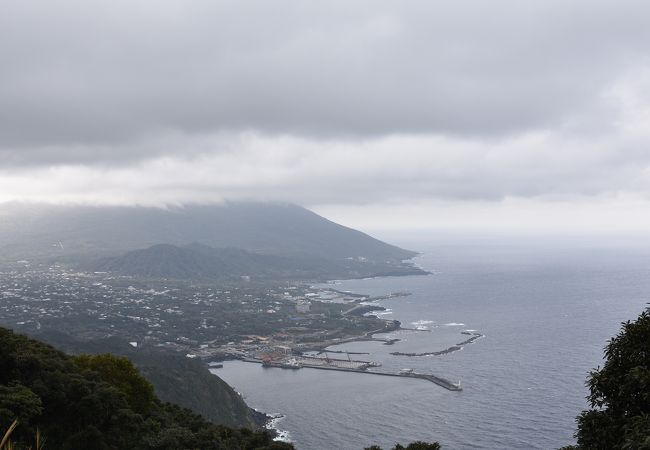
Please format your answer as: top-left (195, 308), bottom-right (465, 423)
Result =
top-left (0, 261), bottom-right (402, 362)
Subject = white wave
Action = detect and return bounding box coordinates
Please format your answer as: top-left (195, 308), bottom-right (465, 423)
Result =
top-left (266, 414), bottom-right (292, 443)
top-left (411, 320), bottom-right (434, 326)
top-left (274, 430), bottom-right (291, 443)
top-left (444, 322), bottom-right (466, 326)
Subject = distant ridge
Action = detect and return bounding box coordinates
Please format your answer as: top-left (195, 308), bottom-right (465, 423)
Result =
top-left (0, 202), bottom-right (423, 279)
top-left (89, 242), bottom-right (425, 280)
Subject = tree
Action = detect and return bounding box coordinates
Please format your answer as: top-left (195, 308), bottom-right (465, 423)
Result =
top-left (0, 384), bottom-right (42, 431)
top-left (566, 309), bottom-right (650, 449)
top-left (73, 353), bottom-right (155, 414)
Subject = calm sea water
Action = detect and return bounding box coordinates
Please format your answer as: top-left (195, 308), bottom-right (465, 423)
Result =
top-left (213, 237), bottom-right (650, 450)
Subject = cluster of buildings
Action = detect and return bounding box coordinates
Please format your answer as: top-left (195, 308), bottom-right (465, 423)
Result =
top-left (0, 263), bottom-right (374, 361)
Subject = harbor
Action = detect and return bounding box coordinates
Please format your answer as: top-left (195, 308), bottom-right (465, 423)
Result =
top-left (238, 353), bottom-right (462, 391)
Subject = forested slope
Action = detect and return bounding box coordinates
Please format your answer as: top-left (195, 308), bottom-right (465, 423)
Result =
top-left (0, 327), bottom-right (291, 450)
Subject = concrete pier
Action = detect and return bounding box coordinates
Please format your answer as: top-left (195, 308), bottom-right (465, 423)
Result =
top-left (239, 357), bottom-right (462, 391)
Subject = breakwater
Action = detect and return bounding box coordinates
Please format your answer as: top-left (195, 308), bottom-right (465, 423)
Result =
top-left (390, 331), bottom-right (484, 357)
top-left (239, 357), bottom-right (462, 391)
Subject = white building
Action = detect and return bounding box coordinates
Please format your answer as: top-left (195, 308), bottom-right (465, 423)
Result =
top-left (296, 301), bottom-right (311, 313)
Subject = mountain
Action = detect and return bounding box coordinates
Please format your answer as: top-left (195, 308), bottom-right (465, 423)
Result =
top-left (0, 202), bottom-right (414, 259)
top-left (0, 327), bottom-right (291, 450)
top-left (0, 202), bottom-right (423, 278)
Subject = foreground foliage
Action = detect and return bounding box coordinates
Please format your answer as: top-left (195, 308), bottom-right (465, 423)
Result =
top-left (0, 327), bottom-right (291, 450)
top-left (563, 309), bottom-right (650, 449)
top-left (1, 419), bottom-right (45, 450)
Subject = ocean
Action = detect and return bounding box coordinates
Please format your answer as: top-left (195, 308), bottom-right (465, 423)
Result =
top-left (212, 236), bottom-right (650, 449)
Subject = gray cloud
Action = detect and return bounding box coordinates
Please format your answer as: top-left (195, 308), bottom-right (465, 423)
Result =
top-left (1, 0), bottom-right (650, 168)
top-left (2, 128), bottom-right (650, 207)
top-left (3, 0), bottom-right (650, 233)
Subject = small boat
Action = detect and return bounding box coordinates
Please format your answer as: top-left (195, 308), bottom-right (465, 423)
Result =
top-left (263, 358), bottom-right (303, 369)
top-left (283, 358), bottom-right (303, 369)
top-left (399, 368), bottom-right (415, 374)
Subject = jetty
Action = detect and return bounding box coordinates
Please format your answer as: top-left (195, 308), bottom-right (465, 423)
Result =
top-left (239, 356), bottom-right (462, 391)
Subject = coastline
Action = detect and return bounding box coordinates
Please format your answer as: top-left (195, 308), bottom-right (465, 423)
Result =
top-left (250, 409), bottom-right (291, 442)
top-left (214, 265), bottom-right (432, 441)
top-left (220, 274), bottom-right (469, 440)
top-left (215, 284), bottom-right (413, 439)
top-left (211, 264), bottom-right (485, 442)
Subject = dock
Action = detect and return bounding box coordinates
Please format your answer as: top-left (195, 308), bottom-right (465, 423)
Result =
top-left (239, 357), bottom-right (462, 391)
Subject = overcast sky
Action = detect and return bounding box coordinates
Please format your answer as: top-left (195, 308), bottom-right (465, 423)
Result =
top-left (2, 0), bottom-right (650, 233)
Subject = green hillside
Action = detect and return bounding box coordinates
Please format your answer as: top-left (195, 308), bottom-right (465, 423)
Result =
top-left (0, 327), bottom-right (292, 450)
top-left (29, 331), bottom-right (262, 429)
